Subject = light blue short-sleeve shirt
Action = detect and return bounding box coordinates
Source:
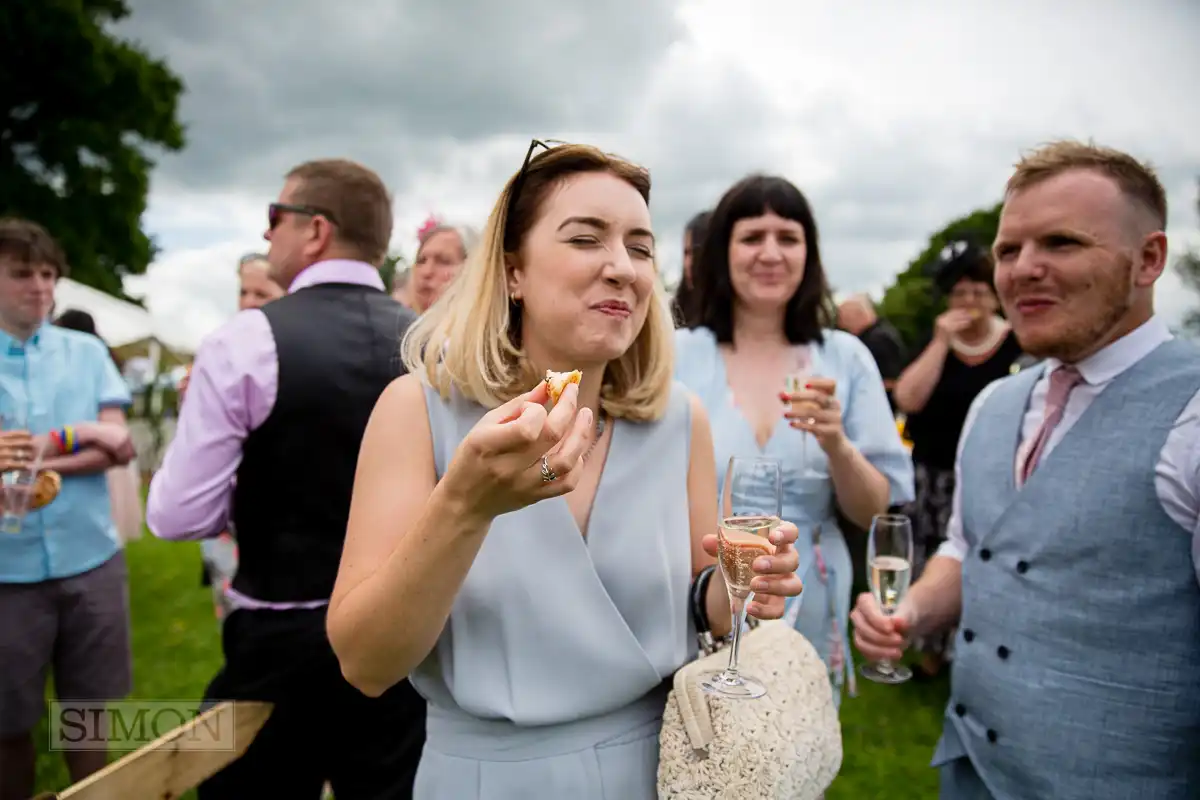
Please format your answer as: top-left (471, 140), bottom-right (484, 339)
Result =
top-left (0, 323), bottom-right (133, 583)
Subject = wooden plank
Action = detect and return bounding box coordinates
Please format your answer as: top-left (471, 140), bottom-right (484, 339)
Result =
top-left (38, 701), bottom-right (272, 800)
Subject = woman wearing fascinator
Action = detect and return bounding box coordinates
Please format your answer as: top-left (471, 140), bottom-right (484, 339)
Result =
top-left (892, 238), bottom-right (1025, 679)
top-left (410, 214), bottom-right (480, 314)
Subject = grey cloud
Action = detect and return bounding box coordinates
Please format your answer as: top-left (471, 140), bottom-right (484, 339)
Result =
top-left (621, 64), bottom-right (789, 275)
top-left (640, 89), bottom-right (1199, 295)
top-left (116, 0), bottom-right (1199, 346)
top-left (113, 0), bottom-right (683, 195)
top-left (610, 90), bottom-right (1010, 289)
top-left (803, 122), bottom-right (1015, 290)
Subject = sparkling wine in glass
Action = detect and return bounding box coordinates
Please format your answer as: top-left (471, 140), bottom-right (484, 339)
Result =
top-left (784, 372), bottom-right (836, 479)
top-left (860, 513), bottom-right (914, 684)
top-left (702, 456), bottom-right (782, 700)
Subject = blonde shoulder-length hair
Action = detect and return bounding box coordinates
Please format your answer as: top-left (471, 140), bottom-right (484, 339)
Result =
top-left (400, 142), bottom-right (675, 423)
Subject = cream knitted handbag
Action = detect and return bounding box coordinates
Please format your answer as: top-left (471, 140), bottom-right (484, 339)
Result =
top-left (657, 567), bottom-right (843, 799)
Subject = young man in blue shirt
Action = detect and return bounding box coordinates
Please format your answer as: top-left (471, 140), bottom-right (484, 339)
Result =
top-left (0, 218), bottom-right (138, 800)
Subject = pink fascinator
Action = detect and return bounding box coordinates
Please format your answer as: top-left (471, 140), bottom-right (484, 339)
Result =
top-left (417, 214), bottom-right (441, 242)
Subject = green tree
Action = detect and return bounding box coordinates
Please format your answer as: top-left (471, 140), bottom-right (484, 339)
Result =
top-left (1173, 178), bottom-right (1200, 336)
top-left (380, 252), bottom-right (408, 293)
top-left (1, 0), bottom-right (186, 299)
top-left (876, 202), bottom-right (1003, 345)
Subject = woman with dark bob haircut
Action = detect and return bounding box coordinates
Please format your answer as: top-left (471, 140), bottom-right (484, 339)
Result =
top-left (675, 174), bottom-right (914, 705)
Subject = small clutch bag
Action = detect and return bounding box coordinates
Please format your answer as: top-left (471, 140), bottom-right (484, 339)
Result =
top-left (657, 565), bottom-right (843, 799)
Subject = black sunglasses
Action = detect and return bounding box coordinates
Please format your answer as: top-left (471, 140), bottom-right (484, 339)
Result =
top-left (268, 202), bottom-right (339, 230)
top-left (502, 138), bottom-right (568, 249)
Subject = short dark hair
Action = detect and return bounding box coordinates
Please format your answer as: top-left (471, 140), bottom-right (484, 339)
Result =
top-left (691, 175), bottom-right (833, 344)
top-left (932, 239), bottom-right (994, 295)
top-left (54, 308), bottom-right (97, 335)
top-left (685, 210), bottom-right (712, 244)
top-left (285, 159), bottom-right (393, 266)
top-left (0, 218), bottom-right (69, 277)
top-left (672, 209), bottom-right (714, 327)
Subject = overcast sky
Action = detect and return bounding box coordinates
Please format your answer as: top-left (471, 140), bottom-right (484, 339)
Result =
top-left (106, 0), bottom-right (1200, 352)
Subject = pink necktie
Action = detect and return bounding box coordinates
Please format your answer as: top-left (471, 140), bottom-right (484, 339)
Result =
top-left (1020, 365), bottom-right (1085, 484)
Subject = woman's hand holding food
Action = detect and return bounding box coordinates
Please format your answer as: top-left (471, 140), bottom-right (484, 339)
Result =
top-left (444, 377), bottom-right (594, 521)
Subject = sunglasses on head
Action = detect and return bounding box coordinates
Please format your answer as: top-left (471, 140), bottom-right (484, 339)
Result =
top-left (502, 138), bottom-right (569, 249)
top-left (268, 202), bottom-right (339, 230)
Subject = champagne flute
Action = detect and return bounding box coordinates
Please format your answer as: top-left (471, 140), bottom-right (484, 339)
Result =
top-left (784, 371), bottom-right (836, 479)
top-left (702, 456), bottom-right (782, 700)
top-left (860, 513), bottom-right (915, 684)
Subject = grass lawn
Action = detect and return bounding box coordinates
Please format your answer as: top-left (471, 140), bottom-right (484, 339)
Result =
top-left (32, 534), bottom-right (221, 799)
top-left (33, 534), bottom-right (950, 799)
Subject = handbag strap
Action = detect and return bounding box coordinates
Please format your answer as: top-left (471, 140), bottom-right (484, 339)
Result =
top-left (690, 565), bottom-right (718, 654)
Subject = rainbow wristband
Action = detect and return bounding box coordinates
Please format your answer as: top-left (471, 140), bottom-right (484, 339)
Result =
top-left (50, 427), bottom-right (79, 455)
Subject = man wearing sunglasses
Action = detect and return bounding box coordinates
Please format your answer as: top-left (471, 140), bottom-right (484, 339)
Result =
top-left (147, 159), bottom-right (424, 799)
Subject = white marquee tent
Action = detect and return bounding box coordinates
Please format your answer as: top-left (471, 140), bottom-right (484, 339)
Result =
top-left (52, 278), bottom-right (191, 385)
top-left (54, 278), bottom-right (157, 347)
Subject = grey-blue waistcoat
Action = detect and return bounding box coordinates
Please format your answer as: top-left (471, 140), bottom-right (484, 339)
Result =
top-left (934, 337), bottom-right (1200, 800)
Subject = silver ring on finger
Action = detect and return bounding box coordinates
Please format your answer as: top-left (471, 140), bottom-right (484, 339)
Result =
top-left (540, 455), bottom-right (558, 483)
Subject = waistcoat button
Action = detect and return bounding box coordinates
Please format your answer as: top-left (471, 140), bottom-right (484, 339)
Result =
top-left (980, 548), bottom-right (992, 561)
top-left (987, 729), bottom-right (998, 743)
top-left (963, 629), bottom-right (975, 642)
top-left (1016, 560), bottom-right (1029, 574)
top-left (997, 645), bottom-right (1010, 659)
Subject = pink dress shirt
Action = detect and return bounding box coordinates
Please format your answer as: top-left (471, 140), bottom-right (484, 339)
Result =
top-left (146, 259), bottom-right (386, 610)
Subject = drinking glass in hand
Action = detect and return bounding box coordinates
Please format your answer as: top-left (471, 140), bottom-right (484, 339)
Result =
top-left (785, 373), bottom-right (836, 479)
top-left (702, 456), bottom-right (783, 700)
top-left (860, 513), bottom-right (914, 684)
top-left (0, 412), bottom-right (39, 535)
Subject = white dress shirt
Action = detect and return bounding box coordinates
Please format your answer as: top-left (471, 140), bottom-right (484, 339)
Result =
top-left (937, 315), bottom-right (1200, 584)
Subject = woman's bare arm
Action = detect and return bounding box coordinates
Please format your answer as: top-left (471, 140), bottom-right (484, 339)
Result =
top-left (682, 394), bottom-right (733, 638)
top-left (327, 376), bottom-right (492, 697)
top-left (826, 438), bottom-right (891, 530)
top-left (893, 336), bottom-right (950, 414)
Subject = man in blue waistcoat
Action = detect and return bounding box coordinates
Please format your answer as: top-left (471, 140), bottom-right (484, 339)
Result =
top-left (852, 140), bottom-right (1200, 799)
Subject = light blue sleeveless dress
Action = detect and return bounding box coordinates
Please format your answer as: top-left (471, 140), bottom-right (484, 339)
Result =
top-left (409, 381), bottom-right (696, 800)
top-left (674, 327), bottom-right (914, 701)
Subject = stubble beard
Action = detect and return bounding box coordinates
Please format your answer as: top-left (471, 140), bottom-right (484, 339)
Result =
top-left (1014, 255), bottom-right (1134, 364)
